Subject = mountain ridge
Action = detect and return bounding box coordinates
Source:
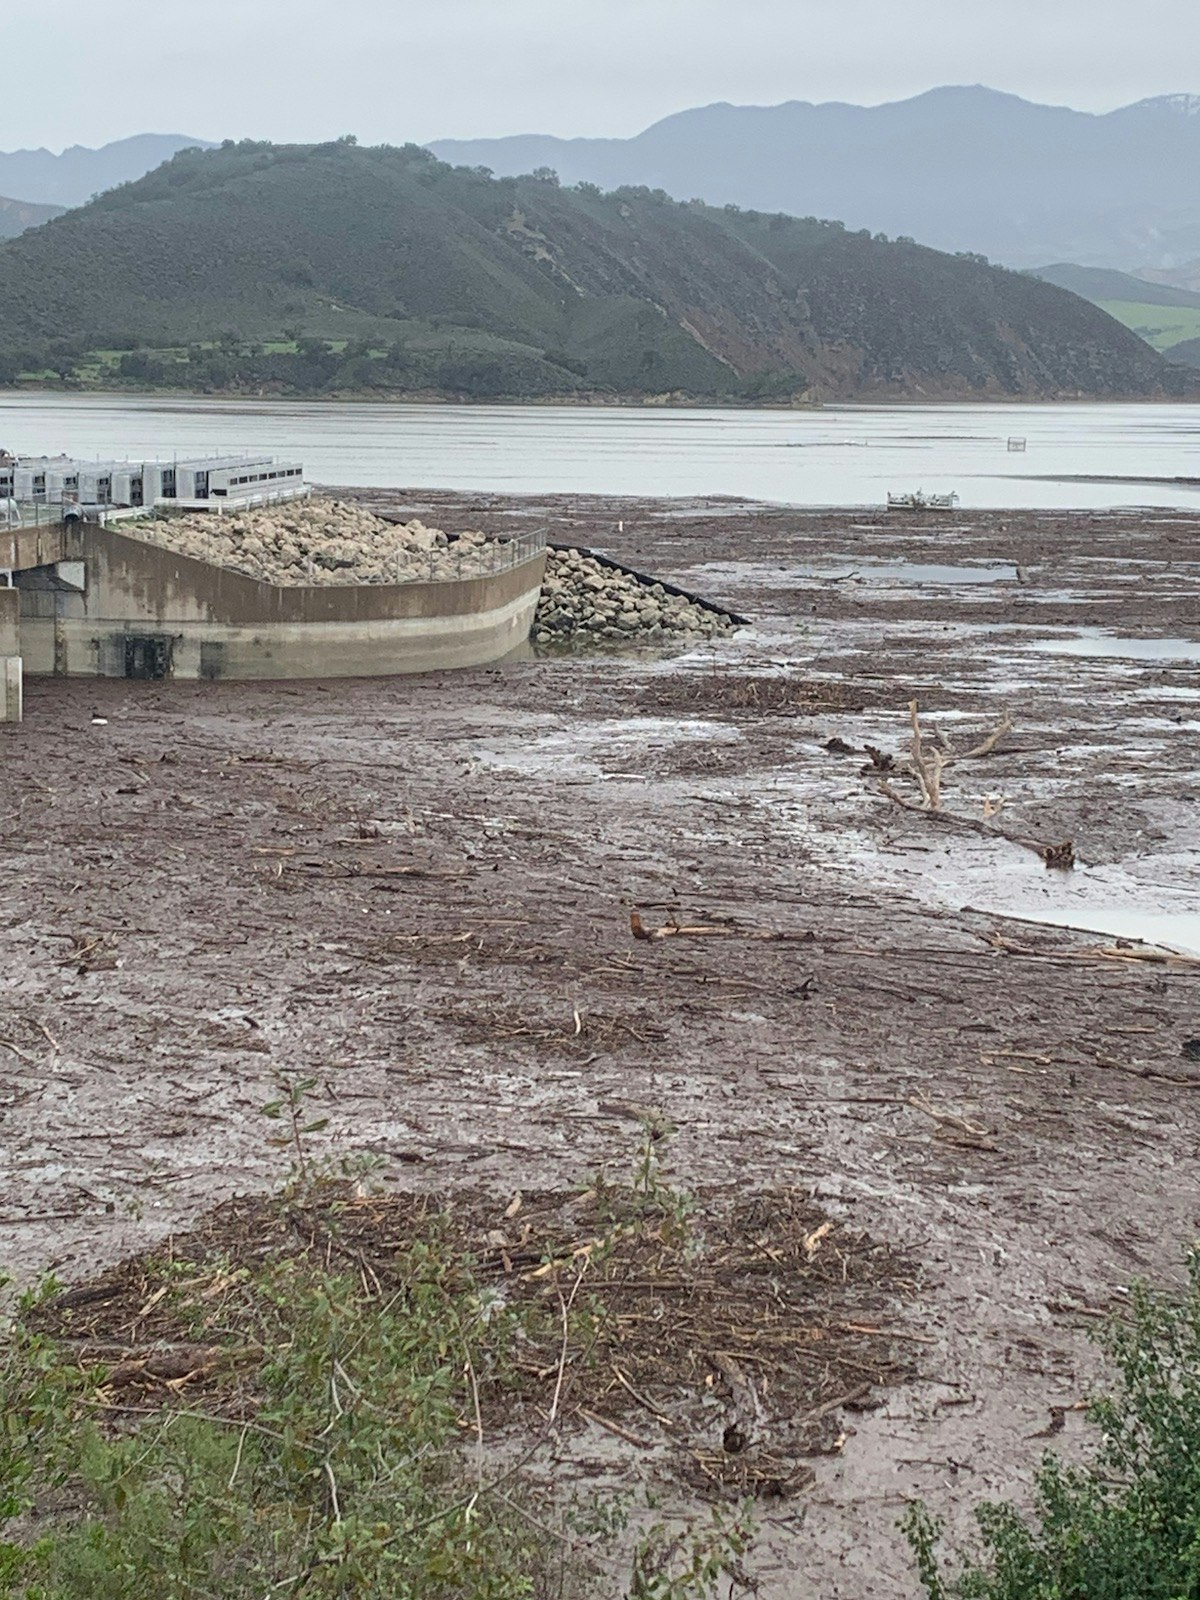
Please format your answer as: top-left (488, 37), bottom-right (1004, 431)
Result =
top-left (0, 134), bottom-right (214, 208)
top-left (1033, 264), bottom-right (1200, 312)
top-left (1030, 264), bottom-right (1200, 354)
top-left (0, 139), bottom-right (1182, 402)
top-left (428, 87), bottom-right (1200, 271)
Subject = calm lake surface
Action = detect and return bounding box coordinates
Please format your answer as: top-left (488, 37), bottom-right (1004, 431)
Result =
top-left (1, 393), bottom-right (1198, 508)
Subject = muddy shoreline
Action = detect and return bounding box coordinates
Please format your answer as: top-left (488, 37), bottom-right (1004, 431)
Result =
top-left (3, 493), bottom-right (1200, 1596)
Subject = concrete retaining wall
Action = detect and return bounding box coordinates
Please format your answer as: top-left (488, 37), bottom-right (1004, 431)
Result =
top-left (2, 522), bottom-right (68, 576)
top-left (1, 586), bottom-right (21, 721)
top-left (14, 522), bottom-right (546, 682)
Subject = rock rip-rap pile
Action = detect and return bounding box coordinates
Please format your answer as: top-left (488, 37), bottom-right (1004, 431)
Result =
top-left (126, 498), bottom-right (500, 586)
top-left (534, 547), bottom-right (737, 647)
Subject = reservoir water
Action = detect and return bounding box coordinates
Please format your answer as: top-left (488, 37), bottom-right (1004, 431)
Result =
top-left (0, 393), bottom-right (1197, 507)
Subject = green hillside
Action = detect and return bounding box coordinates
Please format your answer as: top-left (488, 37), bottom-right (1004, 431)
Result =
top-left (1033, 263), bottom-right (1200, 350)
top-left (0, 139), bottom-right (1184, 401)
top-left (1096, 302), bottom-right (1200, 351)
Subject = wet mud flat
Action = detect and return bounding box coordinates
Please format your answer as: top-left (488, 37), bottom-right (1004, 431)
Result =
top-left (4, 495), bottom-right (1200, 1597)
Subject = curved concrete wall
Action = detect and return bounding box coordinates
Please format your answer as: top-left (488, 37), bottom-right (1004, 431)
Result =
top-left (17, 522), bottom-right (546, 681)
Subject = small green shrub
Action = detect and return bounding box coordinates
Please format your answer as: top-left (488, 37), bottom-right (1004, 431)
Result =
top-left (1, 1250), bottom-right (565, 1599)
top-left (629, 1506), bottom-right (756, 1598)
top-left (0, 1123), bottom-right (758, 1599)
top-left (905, 1247), bottom-right (1200, 1599)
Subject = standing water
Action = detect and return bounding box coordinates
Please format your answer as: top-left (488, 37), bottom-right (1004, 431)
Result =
top-left (0, 394), bottom-right (1197, 507)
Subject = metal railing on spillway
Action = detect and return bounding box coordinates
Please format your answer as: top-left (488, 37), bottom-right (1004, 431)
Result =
top-left (472, 527), bottom-right (547, 571)
top-left (375, 526), bottom-right (547, 586)
top-left (2, 501), bottom-right (64, 530)
top-left (382, 526), bottom-right (547, 586)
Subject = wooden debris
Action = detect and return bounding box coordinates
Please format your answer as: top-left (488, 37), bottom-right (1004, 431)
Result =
top-left (629, 910), bottom-right (816, 946)
top-left (956, 712), bottom-right (1015, 761)
top-left (908, 1090), bottom-right (998, 1151)
top-left (1042, 841), bottom-right (1076, 871)
top-left (640, 674), bottom-right (865, 718)
top-left (908, 700), bottom-right (945, 811)
top-left (630, 910), bottom-right (733, 941)
top-left (577, 1406), bottom-right (655, 1449)
top-left (27, 1184), bottom-right (912, 1503)
top-left (878, 780), bottom-right (1074, 869)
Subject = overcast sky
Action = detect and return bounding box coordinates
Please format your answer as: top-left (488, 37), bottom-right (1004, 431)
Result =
top-left (3, 0), bottom-right (1198, 151)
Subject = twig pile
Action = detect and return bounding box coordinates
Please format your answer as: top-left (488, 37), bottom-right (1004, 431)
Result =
top-left (436, 1001), bottom-right (669, 1053)
top-left (30, 1185), bottom-right (916, 1500)
top-left (640, 674), bottom-right (866, 718)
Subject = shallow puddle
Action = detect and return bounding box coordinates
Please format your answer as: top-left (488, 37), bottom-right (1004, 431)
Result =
top-left (784, 807), bottom-right (1200, 957)
top-left (1031, 632), bottom-right (1200, 663)
top-left (1005, 904), bottom-right (1200, 955)
top-left (799, 559), bottom-right (1018, 585)
top-left (903, 844), bottom-right (1200, 956)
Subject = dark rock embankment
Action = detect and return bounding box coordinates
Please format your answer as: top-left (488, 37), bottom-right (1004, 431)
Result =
top-left (533, 545), bottom-right (740, 647)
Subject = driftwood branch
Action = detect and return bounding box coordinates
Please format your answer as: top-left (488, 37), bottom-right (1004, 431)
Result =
top-left (878, 701), bottom-right (1072, 867)
top-left (630, 911), bottom-right (733, 941)
top-left (908, 699), bottom-right (945, 810)
top-left (878, 782), bottom-right (1075, 869)
top-left (910, 700), bottom-right (1014, 781)
top-left (957, 711), bottom-right (1014, 761)
top-left (908, 1089), bottom-right (996, 1149)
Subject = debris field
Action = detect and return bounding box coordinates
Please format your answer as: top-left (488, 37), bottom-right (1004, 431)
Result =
top-left (28, 1181), bottom-right (913, 1502)
top-left (4, 492), bottom-right (1200, 1597)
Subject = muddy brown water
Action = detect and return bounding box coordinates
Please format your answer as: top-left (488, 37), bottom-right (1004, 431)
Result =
top-left (3, 496), bottom-right (1200, 1597)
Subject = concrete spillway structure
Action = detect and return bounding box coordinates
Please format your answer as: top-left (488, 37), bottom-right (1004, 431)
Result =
top-left (1, 585), bottom-right (21, 720)
top-left (1, 517), bottom-right (546, 717)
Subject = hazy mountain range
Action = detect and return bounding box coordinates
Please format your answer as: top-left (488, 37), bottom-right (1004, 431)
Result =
top-left (0, 139), bottom-right (1180, 402)
top-left (1033, 264), bottom-right (1200, 311)
top-left (4, 92), bottom-right (1200, 290)
top-left (429, 87), bottom-right (1200, 275)
top-left (0, 134), bottom-right (212, 209)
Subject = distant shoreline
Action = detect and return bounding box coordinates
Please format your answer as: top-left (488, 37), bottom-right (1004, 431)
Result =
top-left (1001, 472), bottom-right (1200, 487)
top-left (2, 385), bottom-right (1196, 409)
